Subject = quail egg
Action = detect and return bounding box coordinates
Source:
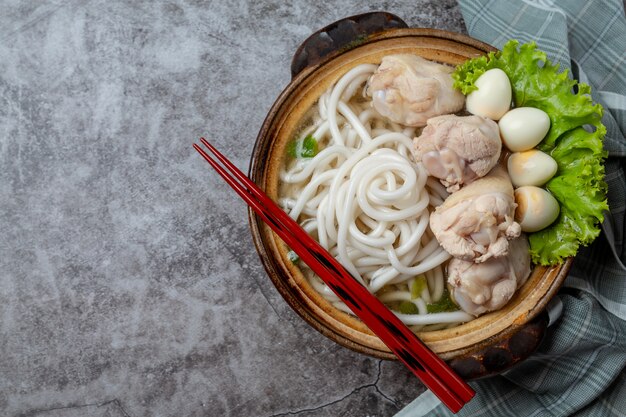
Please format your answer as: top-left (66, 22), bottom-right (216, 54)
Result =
top-left (499, 107), bottom-right (551, 151)
top-left (508, 150), bottom-right (558, 187)
top-left (466, 68), bottom-right (512, 120)
top-left (514, 186), bottom-right (560, 232)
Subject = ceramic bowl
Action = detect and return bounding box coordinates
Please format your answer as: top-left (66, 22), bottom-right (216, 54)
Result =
top-left (248, 12), bottom-right (572, 379)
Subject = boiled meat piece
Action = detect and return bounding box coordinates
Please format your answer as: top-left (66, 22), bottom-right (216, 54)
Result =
top-left (429, 166), bottom-right (521, 262)
top-left (448, 235), bottom-right (531, 316)
top-left (366, 55), bottom-right (465, 127)
top-left (414, 115), bottom-right (502, 192)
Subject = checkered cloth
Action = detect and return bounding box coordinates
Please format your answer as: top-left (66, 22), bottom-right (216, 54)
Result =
top-left (396, 1), bottom-right (626, 416)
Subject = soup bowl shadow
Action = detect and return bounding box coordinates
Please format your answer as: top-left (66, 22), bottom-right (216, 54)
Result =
top-left (248, 12), bottom-right (572, 380)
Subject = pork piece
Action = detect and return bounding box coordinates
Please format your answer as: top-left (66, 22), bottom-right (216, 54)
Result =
top-left (448, 235), bottom-right (531, 316)
top-left (429, 166), bottom-right (521, 262)
top-left (414, 115), bottom-right (502, 192)
top-left (366, 55), bottom-right (465, 127)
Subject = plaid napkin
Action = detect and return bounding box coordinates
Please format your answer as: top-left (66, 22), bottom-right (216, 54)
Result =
top-left (396, 1), bottom-right (626, 416)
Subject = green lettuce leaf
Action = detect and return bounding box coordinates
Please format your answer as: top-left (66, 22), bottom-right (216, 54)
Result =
top-left (453, 40), bottom-right (608, 265)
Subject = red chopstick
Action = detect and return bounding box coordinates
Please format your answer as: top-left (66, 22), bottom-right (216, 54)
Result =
top-left (193, 138), bottom-right (475, 413)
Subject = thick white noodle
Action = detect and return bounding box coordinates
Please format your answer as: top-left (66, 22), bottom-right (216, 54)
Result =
top-left (279, 63), bottom-right (465, 329)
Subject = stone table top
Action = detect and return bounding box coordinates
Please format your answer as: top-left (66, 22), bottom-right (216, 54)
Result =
top-left (0, 1), bottom-right (465, 416)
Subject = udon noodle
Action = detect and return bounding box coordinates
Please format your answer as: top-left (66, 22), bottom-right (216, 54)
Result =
top-left (279, 64), bottom-right (474, 331)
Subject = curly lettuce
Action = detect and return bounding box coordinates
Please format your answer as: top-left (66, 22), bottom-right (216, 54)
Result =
top-left (452, 40), bottom-right (608, 265)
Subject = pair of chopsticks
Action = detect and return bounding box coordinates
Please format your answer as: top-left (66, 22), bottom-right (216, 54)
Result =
top-left (193, 138), bottom-right (475, 413)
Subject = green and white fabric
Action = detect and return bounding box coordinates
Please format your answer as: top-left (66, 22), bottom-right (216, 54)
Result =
top-left (397, 0), bottom-right (626, 416)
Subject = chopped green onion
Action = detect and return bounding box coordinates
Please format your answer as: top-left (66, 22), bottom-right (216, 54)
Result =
top-left (410, 275), bottom-right (427, 299)
top-left (398, 300), bottom-right (419, 315)
top-left (287, 134), bottom-right (318, 159)
top-left (287, 250), bottom-right (300, 264)
top-left (426, 289), bottom-right (459, 314)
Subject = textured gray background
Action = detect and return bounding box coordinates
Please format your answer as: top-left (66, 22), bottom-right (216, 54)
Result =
top-left (0, 1), bottom-right (465, 416)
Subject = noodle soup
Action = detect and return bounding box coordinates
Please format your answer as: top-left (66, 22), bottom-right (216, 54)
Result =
top-left (277, 63), bottom-right (474, 332)
top-left (251, 29), bottom-right (571, 364)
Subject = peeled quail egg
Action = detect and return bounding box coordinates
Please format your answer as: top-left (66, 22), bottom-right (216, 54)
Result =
top-left (499, 107), bottom-right (551, 151)
top-left (514, 186), bottom-right (560, 232)
top-left (508, 150), bottom-right (558, 187)
top-left (466, 68), bottom-right (512, 120)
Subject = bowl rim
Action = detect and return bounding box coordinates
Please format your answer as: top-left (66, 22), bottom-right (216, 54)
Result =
top-left (248, 27), bottom-right (572, 360)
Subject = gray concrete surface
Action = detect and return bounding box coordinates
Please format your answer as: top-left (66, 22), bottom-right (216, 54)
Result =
top-left (0, 1), bottom-right (466, 416)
